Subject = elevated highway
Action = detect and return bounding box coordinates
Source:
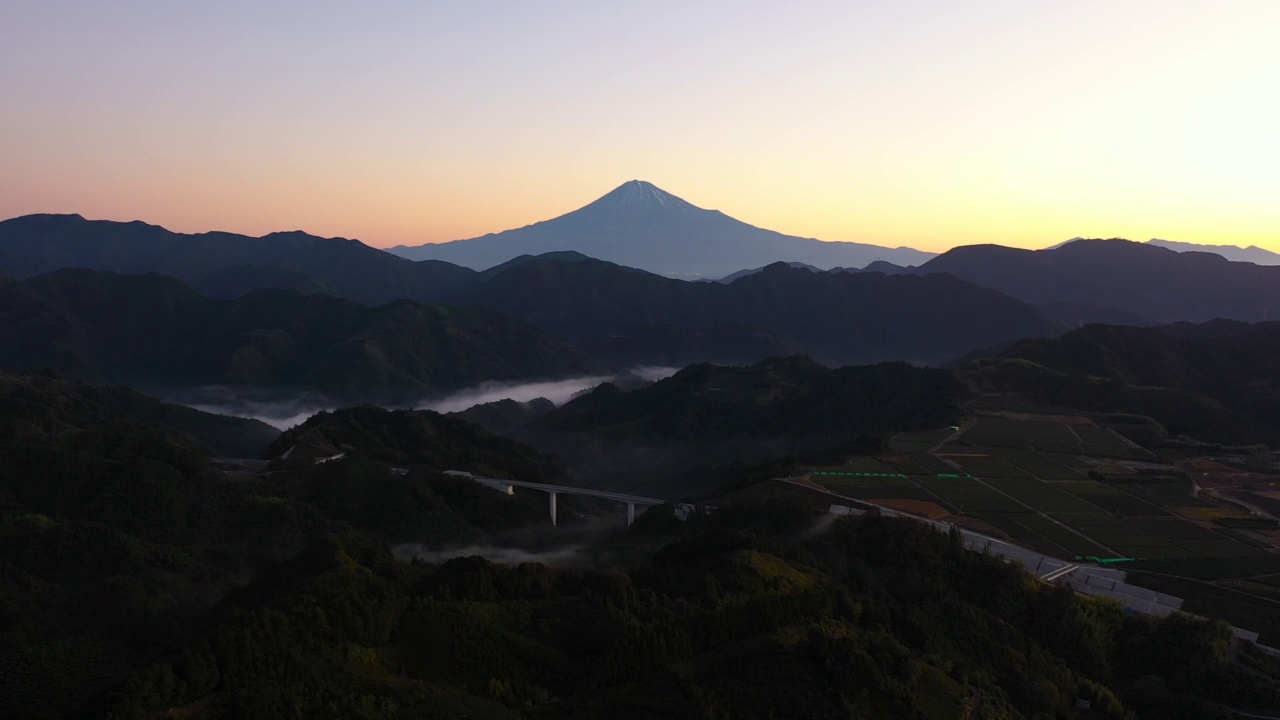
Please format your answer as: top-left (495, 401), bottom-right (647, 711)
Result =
top-left (445, 471), bottom-right (682, 526)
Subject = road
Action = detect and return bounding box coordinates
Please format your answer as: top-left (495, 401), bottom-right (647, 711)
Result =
top-left (785, 476), bottom-right (1185, 616)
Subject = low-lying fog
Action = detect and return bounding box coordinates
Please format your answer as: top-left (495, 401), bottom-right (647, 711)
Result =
top-left (175, 366), bottom-right (678, 430)
top-left (392, 544), bottom-right (587, 567)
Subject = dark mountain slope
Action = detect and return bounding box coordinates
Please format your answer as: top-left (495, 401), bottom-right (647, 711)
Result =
top-left (390, 180), bottom-right (934, 277)
top-left (0, 376), bottom-right (558, 718)
top-left (579, 323), bottom-right (805, 368)
top-left (963, 321), bottom-right (1280, 444)
top-left (513, 356), bottom-right (965, 495)
top-left (0, 213), bottom-right (475, 305)
top-left (0, 269), bottom-right (595, 402)
top-left (271, 405), bottom-right (567, 484)
top-left (0, 368), bottom-right (278, 457)
top-left (467, 256), bottom-right (1067, 367)
top-left (913, 239), bottom-right (1280, 325)
top-left (1, 343), bottom-right (1272, 719)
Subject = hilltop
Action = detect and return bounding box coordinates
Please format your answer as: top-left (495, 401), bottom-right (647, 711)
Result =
top-left (903, 239), bottom-right (1280, 326)
top-left (0, 213), bottom-right (474, 306)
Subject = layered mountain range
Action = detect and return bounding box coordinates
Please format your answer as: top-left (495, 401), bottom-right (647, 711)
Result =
top-left (869, 239), bottom-right (1280, 326)
top-left (0, 212), bottom-right (473, 306)
top-left (0, 269), bottom-right (594, 402)
top-left (1146, 238), bottom-right (1280, 265)
top-left (0, 261), bottom-right (1062, 400)
top-left (3, 187), bottom-right (1279, 402)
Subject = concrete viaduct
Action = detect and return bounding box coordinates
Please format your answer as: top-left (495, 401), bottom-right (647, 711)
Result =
top-left (444, 471), bottom-right (687, 526)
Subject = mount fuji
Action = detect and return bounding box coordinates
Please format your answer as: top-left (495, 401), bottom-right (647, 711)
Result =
top-left (389, 181), bottom-right (934, 278)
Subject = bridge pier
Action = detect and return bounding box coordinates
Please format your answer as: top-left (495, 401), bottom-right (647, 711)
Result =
top-left (549, 491), bottom-right (557, 526)
top-left (627, 502), bottom-right (635, 527)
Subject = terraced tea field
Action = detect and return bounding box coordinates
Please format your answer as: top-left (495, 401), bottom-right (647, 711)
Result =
top-left (806, 408), bottom-right (1280, 642)
top-left (813, 415), bottom-right (1274, 564)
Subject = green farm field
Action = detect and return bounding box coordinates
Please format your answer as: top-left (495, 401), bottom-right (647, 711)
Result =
top-left (976, 446), bottom-right (1085, 481)
top-left (833, 421), bottom-right (1280, 595)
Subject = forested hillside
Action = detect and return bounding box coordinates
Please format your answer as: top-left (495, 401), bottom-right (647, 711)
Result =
top-left (964, 321), bottom-right (1280, 445)
top-left (501, 356), bottom-right (966, 495)
top-left (1, 378), bottom-right (1276, 719)
top-left (0, 269), bottom-right (594, 402)
top-left (463, 256), bottom-right (1066, 367)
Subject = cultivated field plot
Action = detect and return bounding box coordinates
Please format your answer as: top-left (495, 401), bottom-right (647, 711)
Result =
top-left (1043, 452), bottom-right (1090, 469)
top-left (971, 512), bottom-right (1112, 559)
top-left (1118, 481), bottom-right (1209, 509)
top-left (1130, 556), bottom-right (1280, 581)
top-left (955, 416), bottom-right (1149, 460)
top-left (1128, 517), bottom-right (1268, 558)
top-left (880, 418), bottom-right (1280, 594)
top-left (876, 454), bottom-right (934, 476)
top-left (981, 478), bottom-right (1103, 514)
top-left (812, 456), bottom-right (901, 475)
top-left (1221, 579), bottom-right (1280, 603)
top-left (1049, 514), bottom-right (1189, 559)
top-left (1072, 425), bottom-right (1137, 450)
top-left (886, 428), bottom-right (954, 453)
top-left (905, 453), bottom-right (959, 476)
top-left (960, 416), bottom-right (1080, 446)
top-left (976, 446), bottom-right (1084, 481)
top-left (1127, 571), bottom-right (1280, 645)
top-left (946, 453), bottom-right (1032, 480)
top-left (916, 476), bottom-right (1026, 514)
top-left (1058, 483), bottom-right (1167, 516)
top-left (816, 485), bottom-right (935, 502)
top-left (973, 513), bottom-right (1071, 557)
top-left (1014, 513), bottom-right (1113, 558)
top-left (1256, 573), bottom-right (1280, 588)
top-left (809, 472), bottom-right (934, 501)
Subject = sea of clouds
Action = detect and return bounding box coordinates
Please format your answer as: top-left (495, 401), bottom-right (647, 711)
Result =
top-left (179, 366), bottom-right (678, 430)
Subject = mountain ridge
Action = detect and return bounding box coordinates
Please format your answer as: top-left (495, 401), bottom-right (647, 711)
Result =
top-left (905, 238), bottom-right (1280, 326)
top-left (463, 255), bottom-right (1068, 367)
top-left (0, 268), bottom-right (595, 403)
top-left (1146, 238), bottom-right (1280, 265)
top-left (0, 213), bottom-right (476, 306)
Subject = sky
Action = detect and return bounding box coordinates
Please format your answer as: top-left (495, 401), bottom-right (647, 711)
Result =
top-left (1, 1), bottom-right (1277, 253)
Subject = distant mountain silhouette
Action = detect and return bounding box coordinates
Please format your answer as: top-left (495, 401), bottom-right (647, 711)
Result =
top-left (907, 239), bottom-right (1280, 326)
top-left (0, 206), bottom-right (1069, 376)
top-left (389, 180), bottom-right (935, 277)
top-left (716, 262), bottom-right (821, 283)
top-left (855, 260), bottom-right (910, 274)
top-left (462, 256), bottom-right (1067, 367)
top-left (1145, 238), bottom-right (1280, 265)
top-left (0, 269), bottom-right (594, 402)
top-left (0, 213), bottom-right (474, 306)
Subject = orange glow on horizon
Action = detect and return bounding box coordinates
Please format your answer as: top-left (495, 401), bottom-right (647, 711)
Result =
top-left (1, 2), bottom-right (1276, 255)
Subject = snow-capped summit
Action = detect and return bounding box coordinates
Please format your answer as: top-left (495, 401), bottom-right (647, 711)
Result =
top-left (600, 179), bottom-right (685, 206)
